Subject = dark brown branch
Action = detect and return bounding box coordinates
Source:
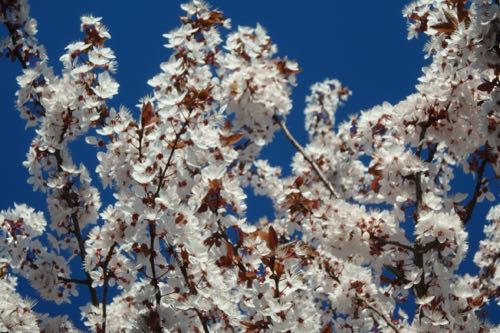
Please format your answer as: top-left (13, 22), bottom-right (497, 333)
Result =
top-left (137, 127), bottom-right (145, 161)
top-left (269, 254), bottom-right (280, 298)
top-left (3, 17), bottom-right (101, 302)
top-left (70, 210), bottom-right (99, 306)
top-left (167, 242), bottom-right (209, 333)
top-left (58, 107), bottom-right (73, 144)
top-left (194, 308), bottom-right (210, 333)
top-left (411, 107), bottom-right (456, 298)
top-left (418, 240), bottom-right (440, 254)
top-left (153, 113), bottom-right (192, 199)
top-left (58, 276), bottom-right (90, 285)
top-left (1, 1), bottom-right (110, 310)
top-left (139, 113), bottom-right (194, 333)
top-left (168, 243), bottom-right (211, 332)
top-left (372, 235), bottom-right (439, 255)
top-left (167, 243), bottom-right (196, 295)
top-left (0, 0), bottom-right (28, 68)
top-left (371, 236), bottom-right (415, 252)
top-left (55, 150), bottom-right (99, 306)
top-left (414, 119), bottom-right (429, 211)
top-left (274, 115), bottom-right (339, 198)
top-left (412, 111), bottom-right (443, 298)
top-left (461, 158), bottom-right (488, 225)
top-left (323, 263), bottom-right (340, 283)
top-left (412, 100), bottom-right (461, 298)
top-left (148, 220), bottom-right (162, 307)
top-left (101, 242), bottom-right (117, 333)
top-left (413, 119), bottom-right (437, 297)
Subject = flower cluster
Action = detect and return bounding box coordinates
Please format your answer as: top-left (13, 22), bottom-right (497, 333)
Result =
top-left (0, 0), bottom-right (498, 332)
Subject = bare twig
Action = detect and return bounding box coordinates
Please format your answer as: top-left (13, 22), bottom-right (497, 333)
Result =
top-left (273, 115), bottom-right (339, 198)
top-left (58, 276), bottom-right (90, 285)
top-left (355, 294), bottom-right (400, 333)
top-left (153, 112), bottom-right (192, 199)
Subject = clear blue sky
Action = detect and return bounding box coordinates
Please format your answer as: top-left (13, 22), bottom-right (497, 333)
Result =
top-left (1, 0), bottom-right (496, 329)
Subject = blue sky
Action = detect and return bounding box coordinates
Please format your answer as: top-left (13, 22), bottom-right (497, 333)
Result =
top-left (1, 0), bottom-right (497, 329)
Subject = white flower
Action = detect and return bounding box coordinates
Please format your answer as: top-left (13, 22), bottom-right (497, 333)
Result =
top-left (81, 15), bottom-right (102, 28)
top-left (88, 47), bottom-right (116, 66)
top-left (202, 163), bottom-right (226, 181)
top-left (404, 267), bottom-right (422, 289)
top-left (415, 295), bottom-right (435, 306)
top-left (423, 308), bottom-right (449, 326)
top-left (92, 72), bottom-right (119, 99)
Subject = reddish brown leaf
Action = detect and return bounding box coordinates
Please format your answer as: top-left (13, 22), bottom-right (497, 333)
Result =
top-left (430, 22), bottom-right (456, 35)
top-left (276, 59), bottom-right (302, 76)
top-left (175, 213), bottom-right (187, 225)
top-left (139, 243), bottom-right (150, 256)
top-left (205, 11), bottom-right (226, 26)
top-left (220, 132), bottom-right (244, 146)
top-left (141, 102), bottom-right (158, 127)
top-left (443, 9), bottom-right (459, 28)
top-left (350, 280), bottom-right (365, 293)
top-left (167, 140), bottom-right (186, 149)
top-left (293, 176), bottom-right (304, 187)
top-left (198, 88), bottom-right (211, 101)
top-left (208, 179), bottom-right (223, 190)
top-left (282, 192), bottom-right (319, 217)
top-left (257, 230), bottom-right (269, 243)
top-left (268, 226), bottom-right (278, 251)
top-left (261, 256), bottom-right (271, 268)
top-left (477, 81), bottom-right (495, 93)
top-left (371, 179), bottom-right (381, 193)
top-left (274, 262), bottom-right (284, 276)
top-left (320, 322), bottom-right (333, 333)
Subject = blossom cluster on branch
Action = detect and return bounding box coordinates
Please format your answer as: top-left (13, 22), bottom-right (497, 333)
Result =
top-left (0, 0), bottom-right (498, 332)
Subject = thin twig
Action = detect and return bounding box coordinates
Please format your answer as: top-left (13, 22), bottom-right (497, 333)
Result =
top-left (273, 115), bottom-right (339, 198)
top-left (324, 263), bottom-right (400, 332)
top-left (355, 294), bottom-right (400, 333)
top-left (167, 243), bottom-right (209, 333)
top-left (58, 276), bottom-right (90, 285)
top-left (153, 112), bottom-right (192, 199)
